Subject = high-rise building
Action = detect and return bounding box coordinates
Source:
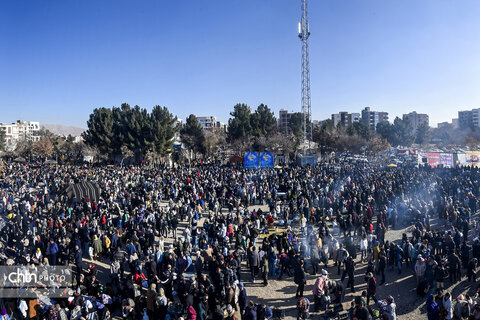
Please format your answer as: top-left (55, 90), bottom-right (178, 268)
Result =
top-left (452, 118), bottom-right (459, 129)
top-left (361, 107), bottom-right (389, 131)
top-left (458, 110), bottom-right (473, 128)
top-left (351, 113), bottom-right (361, 122)
top-left (402, 111), bottom-right (429, 132)
top-left (0, 120), bottom-right (41, 151)
top-left (331, 112), bottom-right (361, 127)
top-left (278, 109), bottom-right (294, 134)
top-left (331, 113), bottom-right (341, 127)
top-left (458, 108), bottom-right (480, 128)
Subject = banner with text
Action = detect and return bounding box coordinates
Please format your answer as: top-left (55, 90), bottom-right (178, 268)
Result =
top-left (440, 153), bottom-right (453, 167)
top-left (427, 152), bottom-right (441, 168)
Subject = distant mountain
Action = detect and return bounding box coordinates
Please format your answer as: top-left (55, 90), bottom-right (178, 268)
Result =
top-left (41, 124), bottom-right (85, 137)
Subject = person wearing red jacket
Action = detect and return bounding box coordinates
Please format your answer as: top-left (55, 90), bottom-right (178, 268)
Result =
top-left (366, 272), bottom-right (378, 306)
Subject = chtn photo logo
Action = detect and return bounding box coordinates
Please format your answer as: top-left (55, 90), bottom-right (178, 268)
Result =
top-left (0, 266), bottom-right (72, 298)
top-left (4, 268), bottom-right (67, 286)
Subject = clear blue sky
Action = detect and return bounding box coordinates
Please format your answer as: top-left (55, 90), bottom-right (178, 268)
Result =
top-left (1, 0), bottom-right (479, 128)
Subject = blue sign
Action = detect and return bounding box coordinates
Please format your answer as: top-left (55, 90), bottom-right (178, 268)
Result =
top-left (260, 152), bottom-right (274, 168)
top-left (244, 152), bottom-right (259, 168)
top-left (440, 153), bottom-right (453, 167)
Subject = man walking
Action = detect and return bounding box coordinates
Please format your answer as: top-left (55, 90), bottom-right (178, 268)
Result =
top-left (342, 256), bottom-right (355, 293)
top-left (249, 246), bottom-right (260, 283)
top-left (294, 260), bottom-right (307, 298)
top-left (74, 245), bottom-right (83, 284)
top-left (48, 239), bottom-right (58, 265)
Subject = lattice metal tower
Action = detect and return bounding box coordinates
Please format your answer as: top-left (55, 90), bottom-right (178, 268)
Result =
top-left (298, 0), bottom-right (311, 153)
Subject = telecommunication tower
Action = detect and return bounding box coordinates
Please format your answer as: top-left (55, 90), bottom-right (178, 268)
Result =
top-left (298, 0), bottom-right (311, 153)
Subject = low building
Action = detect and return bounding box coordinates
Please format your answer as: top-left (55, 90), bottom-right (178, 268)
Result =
top-left (197, 116), bottom-right (217, 130)
top-left (437, 122), bottom-right (450, 129)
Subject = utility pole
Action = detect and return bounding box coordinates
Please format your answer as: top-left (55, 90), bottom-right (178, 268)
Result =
top-left (298, 0), bottom-right (311, 155)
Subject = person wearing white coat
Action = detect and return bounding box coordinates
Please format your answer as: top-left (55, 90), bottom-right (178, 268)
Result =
top-left (443, 292), bottom-right (453, 320)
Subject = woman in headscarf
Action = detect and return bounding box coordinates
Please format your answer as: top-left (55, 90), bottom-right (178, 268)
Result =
top-left (312, 270), bottom-right (328, 312)
top-left (146, 283), bottom-right (157, 319)
top-left (442, 292), bottom-right (453, 320)
top-left (426, 294), bottom-right (440, 320)
top-left (93, 234), bottom-right (103, 259)
top-left (187, 305), bottom-right (197, 320)
top-left (384, 295), bottom-right (396, 320)
top-left (453, 295), bottom-right (469, 320)
top-left (33, 247), bottom-right (42, 264)
top-left (156, 287), bottom-right (168, 320)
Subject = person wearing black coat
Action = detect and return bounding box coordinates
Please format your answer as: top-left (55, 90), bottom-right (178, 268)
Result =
top-left (467, 258), bottom-right (478, 282)
top-left (195, 251), bottom-right (204, 279)
top-left (146, 256), bottom-right (158, 283)
top-left (473, 240), bottom-right (480, 260)
top-left (294, 260), bottom-right (307, 298)
top-left (245, 301), bottom-right (257, 320)
top-left (448, 251), bottom-right (461, 283)
top-left (238, 283), bottom-right (247, 316)
top-left (257, 304), bottom-right (266, 320)
top-left (461, 241), bottom-right (471, 268)
top-left (378, 252), bottom-right (386, 285)
top-left (342, 256), bottom-right (356, 292)
top-left (74, 245), bottom-right (83, 283)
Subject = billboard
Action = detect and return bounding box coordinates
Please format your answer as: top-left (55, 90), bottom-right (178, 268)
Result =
top-left (466, 151), bottom-right (480, 167)
top-left (244, 152), bottom-right (259, 168)
top-left (440, 153), bottom-right (453, 167)
top-left (259, 152), bottom-right (274, 168)
top-left (455, 153), bottom-right (466, 166)
top-left (418, 152), bottom-right (428, 165)
top-left (427, 152), bottom-right (440, 168)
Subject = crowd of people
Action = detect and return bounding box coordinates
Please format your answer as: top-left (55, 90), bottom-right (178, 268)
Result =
top-left (0, 160), bottom-right (480, 319)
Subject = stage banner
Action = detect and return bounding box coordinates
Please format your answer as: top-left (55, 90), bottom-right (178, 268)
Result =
top-left (440, 153), bottom-right (453, 167)
top-left (427, 152), bottom-right (440, 168)
top-left (418, 152), bottom-right (428, 165)
top-left (260, 152), bottom-right (274, 168)
top-left (244, 152), bottom-right (259, 168)
top-left (466, 151), bottom-right (480, 167)
top-left (455, 153), bottom-right (466, 166)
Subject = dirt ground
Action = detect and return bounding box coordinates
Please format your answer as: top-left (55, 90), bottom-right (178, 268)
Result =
top-left (239, 208), bottom-right (480, 320)
top-left (89, 203), bottom-right (479, 320)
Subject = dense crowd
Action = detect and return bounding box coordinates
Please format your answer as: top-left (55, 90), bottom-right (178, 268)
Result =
top-left (0, 160), bottom-right (480, 319)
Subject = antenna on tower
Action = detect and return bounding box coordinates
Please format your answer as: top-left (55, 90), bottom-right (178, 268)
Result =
top-left (299, 0), bottom-right (311, 155)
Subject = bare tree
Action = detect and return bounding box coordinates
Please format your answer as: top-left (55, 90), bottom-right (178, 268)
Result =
top-left (366, 135), bottom-right (391, 156)
top-left (33, 138), bottom-right (54, 157)
top-left (230, 137), bottom-right (252, 156)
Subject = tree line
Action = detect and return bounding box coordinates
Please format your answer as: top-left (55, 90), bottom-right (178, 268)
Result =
top-left (4, 101), bottom-right (480, 163)
top-left (82, 103), bottom-right (177, 162)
